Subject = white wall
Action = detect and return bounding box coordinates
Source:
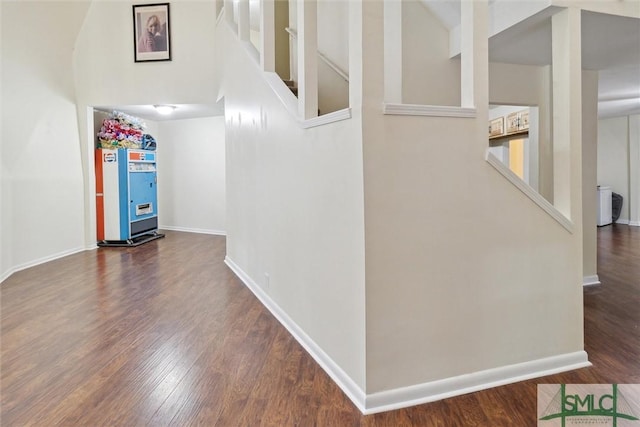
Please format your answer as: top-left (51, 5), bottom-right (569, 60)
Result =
top-left (318, 0), bottom-right (348, 74)
top-left (317, 0), bottom-right (349, 114)
top-left (402, 0), bottom-right (461, 106)
top-left (488, 71), bottom-right (599, 283)
top-left (361, 1), bottom-right (584, 394)
top-left (73, 0), bottom-right (220, 249)
top-left (220, 20), bottom-right (366, 389)
top-left (598, 116), bottom-right (630, 223)
top-left (220, 0), bottom-right (587, 406)
top-left (631, 115), bottom-right (640, 226)
top-left (598, 114), bottom-right (640, 225)
top-left (1, 133), bottom-right (11, 282)
top-left (582, 71), bottom-right (599, 281)
top-left (1, 1), bottom-right (89, 281)
top-left (157, 116), bottom-right (226, 234)
top-left (74, 1), bottom-right (218, 107)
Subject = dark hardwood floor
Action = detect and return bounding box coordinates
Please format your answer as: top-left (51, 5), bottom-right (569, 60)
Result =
top-left (1, 226), bottom-right (638, 426)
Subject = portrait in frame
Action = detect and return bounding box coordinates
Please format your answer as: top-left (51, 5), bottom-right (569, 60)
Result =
top-left (489, 117), bottom-right (504, 137)
top-left (133, 3), bottom-right (171, 62)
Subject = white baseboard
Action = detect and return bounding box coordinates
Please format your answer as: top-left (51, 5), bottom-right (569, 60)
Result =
top-left (224, 256), bottom-right (367, 412)
top-left (364, 351), bottom-right (590, 414)
top-left (629, 221), bottom-right (640, 227)
top-left (159, 225), bottom-right (226, 236)
top-left (224, 256), bottom-right (591, 415)
top-left (1, 246), bottom-right (88, 284)
top-left (615, 219), bottom-right (630, 225)
top-left (583, 275), bottom-right (601, 286)
top-left (0, 269), bottom-right (14, 284)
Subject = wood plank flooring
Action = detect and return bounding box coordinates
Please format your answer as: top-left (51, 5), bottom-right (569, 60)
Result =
top-left (1, 226), bottom-right (638, 426)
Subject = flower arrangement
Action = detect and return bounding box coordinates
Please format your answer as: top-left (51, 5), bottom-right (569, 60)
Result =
top-left (97, 111), bottom-right (146, 149)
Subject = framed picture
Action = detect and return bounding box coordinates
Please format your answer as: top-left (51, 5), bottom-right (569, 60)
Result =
top-left (133, 3), bottom-right (171, 62)
top-left (489, 117), bottom-right (504, 137)
top-left (506, 112), bottom-right (520, 134)
top-left (519, 110), bottom-right (530, 130)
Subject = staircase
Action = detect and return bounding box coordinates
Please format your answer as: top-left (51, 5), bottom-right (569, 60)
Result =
top-left (283, 79), bottom-right (322, 116)
top-left (283, 79), bottom-right (298, 97)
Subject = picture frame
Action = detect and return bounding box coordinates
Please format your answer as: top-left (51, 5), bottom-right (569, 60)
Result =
top-left (489, 117), bottom-right (504, 137)
top-left (506, 112), bottom-right (520, 134)
top-left (519, 110), bottom-right (529, 130)
top-left (133, 3), bottom-right (171, 62)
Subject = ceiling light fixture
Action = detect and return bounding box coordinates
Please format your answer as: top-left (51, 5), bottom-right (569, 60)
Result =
top-left (153, 104), bottom-right (177, 115)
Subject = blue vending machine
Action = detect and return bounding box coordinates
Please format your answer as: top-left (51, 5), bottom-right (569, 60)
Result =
top-left (96, 148), bottom-right (164, 246)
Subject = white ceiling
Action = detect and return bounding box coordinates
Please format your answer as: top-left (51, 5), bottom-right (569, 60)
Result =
top-left (490, 9), bottom-right (640, 118)
top-left (424, 1), bottom-right (640, 118)
top-left (95, 101), bottom-right (225, 123)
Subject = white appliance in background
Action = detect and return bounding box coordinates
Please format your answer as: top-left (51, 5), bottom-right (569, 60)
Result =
top-left (597, 186), bottom-right (612, 226)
